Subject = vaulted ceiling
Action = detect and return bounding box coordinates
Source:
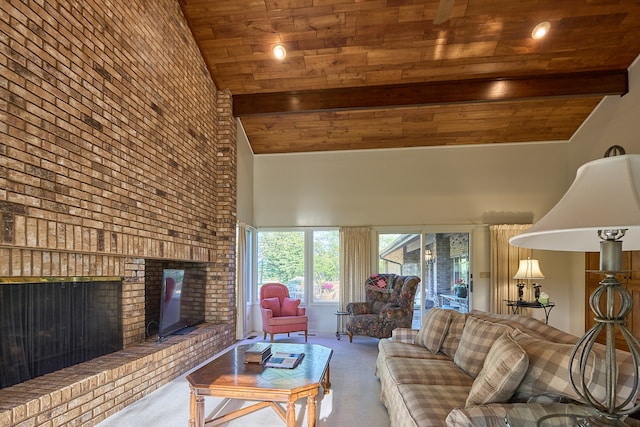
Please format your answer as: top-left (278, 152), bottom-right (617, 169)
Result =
top-left (179, 0), bottom-right (640, 154)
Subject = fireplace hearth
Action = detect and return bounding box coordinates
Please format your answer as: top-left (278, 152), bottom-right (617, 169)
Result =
top-left (0, 277), bottom-right (123, 389)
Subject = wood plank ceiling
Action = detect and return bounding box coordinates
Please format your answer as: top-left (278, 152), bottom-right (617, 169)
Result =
top-left (179, 0), bottom-right (640, 154)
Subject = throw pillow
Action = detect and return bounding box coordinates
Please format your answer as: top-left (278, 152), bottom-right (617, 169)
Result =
top-left (511, 329), bottom-right (595, 404)
top-left (261, 297), bottom-right (281, 317)
top-left (466, 332), bottom-right (529, 406)
top-left (415, 308), bottom-right (452, 353)
top-left (453, 316), bottom-right (512, 377)
top-left (281, 297), bottom-right (300, 316)
top-left (441, 310), bottom-right (466, 359)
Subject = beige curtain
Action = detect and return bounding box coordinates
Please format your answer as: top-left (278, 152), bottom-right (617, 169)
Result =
top-left (489, 224), bottom-right (533, 314)
top-left (236, 221), bottom-right (248, 340)
top-left (339, 226), bottom-right (372, 311)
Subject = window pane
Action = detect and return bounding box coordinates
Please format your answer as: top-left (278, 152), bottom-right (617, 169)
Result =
top-left (425, 233), bottom-right (469, 314)
top-left (245, 228), bottom-right (253, 303)
top-left (257, 231), bottom-right (305, 302)
top-left (379, 233), bottom-right (421, 327)
top-left (313, 230), bottom-right (339, 302)
top-left (379, 233), bottom-right (421, 276)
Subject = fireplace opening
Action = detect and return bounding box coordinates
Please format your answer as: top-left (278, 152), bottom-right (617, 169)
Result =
top-left (0, 277), bottom-right (123, 389)
top-left (144, 260), bottom-right (206, 340)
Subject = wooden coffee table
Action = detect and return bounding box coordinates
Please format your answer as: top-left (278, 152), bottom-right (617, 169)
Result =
top-left (187, 343), bottom-right (333, 427)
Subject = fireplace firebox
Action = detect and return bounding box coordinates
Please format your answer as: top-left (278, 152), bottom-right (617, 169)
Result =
top-left (0, 277), bottom-right (123, 389)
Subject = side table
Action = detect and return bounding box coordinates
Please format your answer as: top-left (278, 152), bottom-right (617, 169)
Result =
top-left (504, 300), bottom-right (555, 324)
top-left (335, 311), bottom-right (349, 340)
top-left (504, 403), bottom-right (640, 426)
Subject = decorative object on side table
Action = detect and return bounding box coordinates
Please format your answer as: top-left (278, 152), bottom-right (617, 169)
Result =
top-left (510, 146), bottom-right (640, 426)
top-left (538, 292), bottom-right (550, 306)
top-left (513, 258), bottom-right (545, 301)
top-left (452, 279), bottom-right (468, 298)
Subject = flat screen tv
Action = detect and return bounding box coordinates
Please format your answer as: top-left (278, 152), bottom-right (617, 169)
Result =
top-left (158, 269), bottom-right (189, 341)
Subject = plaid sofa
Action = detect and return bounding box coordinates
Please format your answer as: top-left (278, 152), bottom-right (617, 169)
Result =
top-left (375, 309), bottom-right (639, 426)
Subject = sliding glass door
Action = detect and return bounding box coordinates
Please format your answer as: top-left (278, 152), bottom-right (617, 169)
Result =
top-left (378, 231), bottom-right (470, 328)
top-left (424, 233), bottom-right (470, 316)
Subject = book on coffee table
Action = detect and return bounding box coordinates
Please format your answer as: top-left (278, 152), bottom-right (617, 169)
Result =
top-left (244, 343), bottom-right (272, 364)
top-left (264, 352), bottom-right (305, 369)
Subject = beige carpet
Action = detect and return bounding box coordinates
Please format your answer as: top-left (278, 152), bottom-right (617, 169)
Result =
top-left (96, 332), bottom-right (391, 427)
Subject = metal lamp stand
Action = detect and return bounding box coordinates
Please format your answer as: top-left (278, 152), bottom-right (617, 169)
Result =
top-left (570, 233), bottom-right (640, 426)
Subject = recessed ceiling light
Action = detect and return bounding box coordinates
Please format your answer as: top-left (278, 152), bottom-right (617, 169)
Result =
top-left (531, 21), bottom-right (550, 40)
top-left (273, 44), bottom-right (286, 60)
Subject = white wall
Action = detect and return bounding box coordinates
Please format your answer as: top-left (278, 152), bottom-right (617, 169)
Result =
top-left (254, 142), bottom-right (569, 227)
top-left (569, 56), bottom-right (640, 172)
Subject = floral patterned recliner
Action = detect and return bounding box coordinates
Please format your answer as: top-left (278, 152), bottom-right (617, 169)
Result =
top-left (346, 274), bottom-right (420, 342)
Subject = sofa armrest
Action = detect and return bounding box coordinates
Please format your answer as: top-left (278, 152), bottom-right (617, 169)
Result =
top-left (296, 306), bottom-right (306, 315)
top-left (391, 328), bottom-right (418, 343)
top-left (346, 301), bottom-right (371, 315)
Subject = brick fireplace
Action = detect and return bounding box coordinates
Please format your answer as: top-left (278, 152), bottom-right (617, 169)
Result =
top-left (0, 254), bottom-right (238, 426)
top-left (0, 0), bottom-right (238, 425)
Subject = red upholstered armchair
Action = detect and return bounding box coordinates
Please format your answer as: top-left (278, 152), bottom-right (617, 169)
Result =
top-left (259, 283), bottom-right (308, 342)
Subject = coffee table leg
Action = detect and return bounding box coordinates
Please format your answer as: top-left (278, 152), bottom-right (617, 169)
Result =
top-left (308, 394), bottom-right (317, 427)
top-left (286, 401), bottom-right (296, 427)
top-left (189, 389), bottom-right (204, 427)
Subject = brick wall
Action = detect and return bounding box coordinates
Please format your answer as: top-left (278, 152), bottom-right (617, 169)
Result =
top-left (0, 0), bottom-right (237, 425)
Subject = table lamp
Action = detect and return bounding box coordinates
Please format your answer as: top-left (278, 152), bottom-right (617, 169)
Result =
top-left (510, 149), bottom-right (640, 426)
top-left (513, 258), bottom-right (545, 301)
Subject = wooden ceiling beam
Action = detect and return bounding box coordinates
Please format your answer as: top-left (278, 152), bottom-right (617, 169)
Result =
top-left (233, 70), bottom-right (628, 117)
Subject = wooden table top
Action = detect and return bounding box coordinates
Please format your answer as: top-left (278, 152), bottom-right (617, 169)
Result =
top-left (187, 343), bottom-right (333, 394)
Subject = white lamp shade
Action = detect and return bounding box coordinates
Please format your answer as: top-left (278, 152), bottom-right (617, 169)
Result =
top-left (510, 154), bottom-right (640, 251)
top-left (513, 259), bottom-right (545, 279)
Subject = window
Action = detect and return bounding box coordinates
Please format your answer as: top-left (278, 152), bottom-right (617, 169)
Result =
top-left (257, 229), bottom-right (339, 304)
top-left (424, 232), bottom-right (470, 314)
top-left (379, 233), bottom-right (422, 326)
top-left (379, 233), bottom-right (421, 275)
top-left (257, 231), bottom-right (305, 301)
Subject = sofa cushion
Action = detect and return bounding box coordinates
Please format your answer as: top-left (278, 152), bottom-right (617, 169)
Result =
top-left (392, 384), bottom-right (470, 427)
top-left (261, 297), bottom-right (281, 316)
top-left (378, 339), bottom-right (448, 361)
top-left (446, 403), bottom-right (520, 427)
top-left (441, 309), bottom-right (466, 359)
top-left (414, 308), bottom-right (452, 353)
top-left (466, 332), bottom-right (529, 406)
top-left (386, 358), bottom-right (474, 386)
top-left (281, 297), bottom-right (300, 316)
top-left (454, 316), bottom-right (512, 377)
